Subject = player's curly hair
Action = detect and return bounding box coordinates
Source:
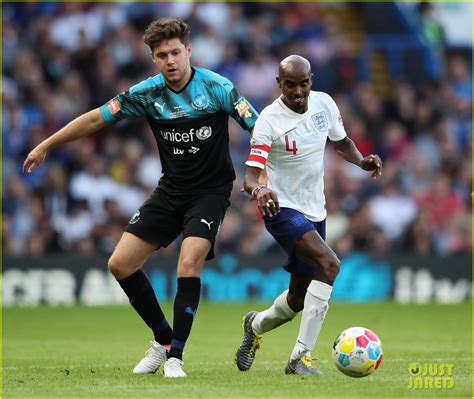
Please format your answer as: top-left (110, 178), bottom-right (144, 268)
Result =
top-left (143, 18), bottom-right (190, 51)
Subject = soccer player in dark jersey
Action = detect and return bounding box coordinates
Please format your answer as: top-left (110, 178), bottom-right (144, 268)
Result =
top-left (23, 18), bottom-right (258, 378)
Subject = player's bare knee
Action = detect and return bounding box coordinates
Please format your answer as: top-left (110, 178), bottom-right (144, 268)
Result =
top-left (325, 257), bottom-right (341, 283)
top-left (287, 292), bottom-right (305, 312)
top-left (107, 256), bottom-right (127, 279)
top-left (178, 258), bottom-right (201, 277)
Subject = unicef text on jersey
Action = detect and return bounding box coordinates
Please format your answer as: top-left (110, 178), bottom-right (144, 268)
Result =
top-left (160, 126), bottom-right (212, 143)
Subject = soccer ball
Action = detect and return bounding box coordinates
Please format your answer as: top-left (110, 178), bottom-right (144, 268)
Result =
top-left (332, 326), bottom-right (383, 378)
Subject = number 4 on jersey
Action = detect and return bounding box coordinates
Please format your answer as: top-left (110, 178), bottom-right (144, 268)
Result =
top-left (285, 135), bottom-right (298, 155)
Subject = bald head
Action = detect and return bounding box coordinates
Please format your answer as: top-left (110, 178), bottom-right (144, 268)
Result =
top-left (278, 55), bottom-right (311, 78)
top-left (276, 55), bottom-right (313, 113)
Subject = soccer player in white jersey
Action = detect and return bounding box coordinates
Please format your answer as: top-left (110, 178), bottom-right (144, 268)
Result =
top-left (235, 55), bottom-right (382, 375)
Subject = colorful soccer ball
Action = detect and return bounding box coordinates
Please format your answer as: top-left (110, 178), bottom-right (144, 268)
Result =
top-left (332, 326), bottom-right (383, 378)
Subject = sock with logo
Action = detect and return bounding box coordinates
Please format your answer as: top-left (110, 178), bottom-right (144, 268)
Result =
top-left (252, 290), bottom-right (299, 335)
top-left (117, 270), bottom-right (172, 346)
top-left (290, 280), bottom-right (332, 360)
top-left (168, 277), bottom-right (201, 360)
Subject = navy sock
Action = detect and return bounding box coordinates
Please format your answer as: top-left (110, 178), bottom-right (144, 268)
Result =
top-left (168, 277), bottom-right (201, 360)
top-left (117, 270), bottom-right (172, 345)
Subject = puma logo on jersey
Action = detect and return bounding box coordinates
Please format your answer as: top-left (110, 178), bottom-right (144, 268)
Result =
top-left (154, 101), bottom-right (166, 112)
top-left (200, 218), bottom-right (214, 229)
top-left (185, 306), bottom-right (197, 318)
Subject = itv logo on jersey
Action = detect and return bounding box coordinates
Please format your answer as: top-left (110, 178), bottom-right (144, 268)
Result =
top-left (160, 126), bottom-right (212, 143)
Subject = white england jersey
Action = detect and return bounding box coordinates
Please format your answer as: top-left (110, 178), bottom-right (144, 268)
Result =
top-left (246, 91), bottom-right (347, 221)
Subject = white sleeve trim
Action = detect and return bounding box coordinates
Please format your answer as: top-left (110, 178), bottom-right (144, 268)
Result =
top-left (245, 160), bottom-right (265, 169)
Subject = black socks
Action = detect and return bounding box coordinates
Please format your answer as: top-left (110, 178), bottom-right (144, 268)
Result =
top-left (118, 272), bottom-right (201, 360)
top-left (168, 277), bottom-right (201, 360)
top-left (117, 270), bottom-right (172, 346)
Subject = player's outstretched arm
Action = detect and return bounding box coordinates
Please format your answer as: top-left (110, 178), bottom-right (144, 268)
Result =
top-left (244, 166), bottom-right (280, 217)
top-left (332, 137), bottom-right (382, 179)
top-left (23, 108), bottom-right (107, 173)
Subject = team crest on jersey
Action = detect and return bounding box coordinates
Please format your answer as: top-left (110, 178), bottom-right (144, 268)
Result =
top-left (196, 126), bottom-right (212, 140)
top-left (191, 93), bottom-right (209, 110)
top-left (311, 112), bottom-right (328, 133)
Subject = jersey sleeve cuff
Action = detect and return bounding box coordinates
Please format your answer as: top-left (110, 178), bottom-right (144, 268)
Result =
top-left (245, 160), bottom-right (265, 169)
top-left (99, 104), bottom-right (114, 124)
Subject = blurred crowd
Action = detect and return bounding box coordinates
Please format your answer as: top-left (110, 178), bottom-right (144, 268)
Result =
top-left (2, 3), bottom-right (472, 258)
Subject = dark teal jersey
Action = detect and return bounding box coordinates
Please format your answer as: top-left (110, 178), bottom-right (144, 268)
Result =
top-left (100, 67), bottom-right (258, 194)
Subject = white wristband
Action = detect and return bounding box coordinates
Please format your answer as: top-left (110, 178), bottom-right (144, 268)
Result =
top-left (251, 184), bottom-right (266, 198)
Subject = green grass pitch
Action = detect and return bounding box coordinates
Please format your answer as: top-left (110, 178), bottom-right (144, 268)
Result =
top-left (2, 302), bottom-right (472, 398)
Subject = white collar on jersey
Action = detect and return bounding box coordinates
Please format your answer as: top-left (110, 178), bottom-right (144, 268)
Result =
top-left (277, 92), bottom-right (312, 116)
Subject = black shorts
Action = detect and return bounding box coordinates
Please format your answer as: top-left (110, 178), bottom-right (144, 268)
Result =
top-left (125, 188), bottom-right (230, 260)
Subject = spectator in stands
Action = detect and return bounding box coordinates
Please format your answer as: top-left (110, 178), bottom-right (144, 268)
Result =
top-left (401, 209), bottom-right (435, 255)
top-left (415, 173), bottom-right (466, 230)
top-left (417, 2), bottom-right (445, 49)
top-left (369, 180), bottom-right (417, 241)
